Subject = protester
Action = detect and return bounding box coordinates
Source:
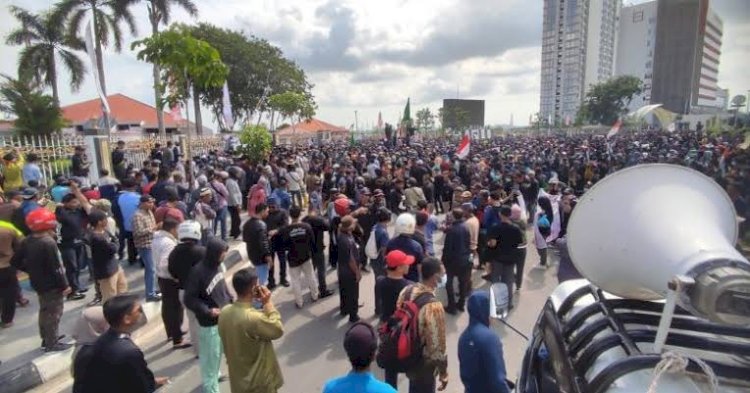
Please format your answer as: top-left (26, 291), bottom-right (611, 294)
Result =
top-left (116, 178), bottom-right (141, 265)
top-left (72, 294), bottom-right (168, 393)
top-left (323, 321), bottom-right (397, 393)
top-left (302, 205), bottom-right (335, 298)
top-left (154, 188), bottom-right (185, 224)
top-left (153, 218), bottom-right (190, 349)
top-left (386, 214), bottom-right (424, 282)
top-left (0, 216), bottom-right (23, 328)
top-left (375, 250), bottom-right (415, 388)
top-left (56, 184), bottom-right (92, 301)
top-left (225, 167), bottom-right (243, 239)
top-left (88, 209), bottom-right (127, 302)
top-left (209, 171), bottom-right (230, 241)
top-left (193, 187), bottom-right (217, 244)
top-left (168, 220), bottom-right (205, 355)
top-left (13, 208), bottom-right (72, 351)
top-left (22, 153), bottom-right (43, 187)
top-left (184, 238), bottom-right (232, 393)
top-left (71, 146), bottom-right (91, 187)
top-left (265, 197), bottom-right (290, 289)
top-left (132, 195), bottom-right (161, 302)
top-left (487, 206), bottom-right (525, 308)
top-left (398, 258), bottom-right (448, 393)
top-left (458, 291), bottom-right (511, 393)
top-left (277, 205), bottom-right (319, 308)
top-left (442, 209), bottom-right (472, 315)
top-left (244, 203), bottom-right (273, 286)
top-left (218, 268), bottom-right (284, 393)
top-left (338, 215), bottom-right (362, 323)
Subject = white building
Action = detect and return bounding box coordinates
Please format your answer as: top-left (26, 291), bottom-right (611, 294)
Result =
top-left (540, 0), bottom-right (622, 125)
top-left (615, 1), bottom-right (658, 112)
top-left (696, 9), bottom-right (724, 109)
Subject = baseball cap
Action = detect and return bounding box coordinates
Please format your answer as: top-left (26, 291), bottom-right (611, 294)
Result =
top-left (386, 250), bottom-right (415, 268)
top-left (22, 188), bottom-right (39, 199)
top-left (343, 322), bottom-right (378, 367)
top-left (461, 190), bottom-right (473, 199)
top-left (360, 187), bottom-right (372, 196)
top-left (199, 187), bottom-right (212, 197)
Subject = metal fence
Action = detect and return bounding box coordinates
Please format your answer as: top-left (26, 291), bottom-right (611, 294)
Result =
top-left (0, 134), bottom-right (85, 184)
top-left (109, 135), bottom-right (225, 168)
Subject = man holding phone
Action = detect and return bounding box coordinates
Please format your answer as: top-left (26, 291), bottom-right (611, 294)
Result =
top-left (219, 268), bottom-right (284, 393)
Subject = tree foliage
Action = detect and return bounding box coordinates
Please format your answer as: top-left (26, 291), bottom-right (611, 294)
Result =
top-left (268, 91), bottom-right (316, 126)
top-left (5, 6), bottom-right (85, 106)
top-left (188, 23), bottom-right (313, 127)
top-left (578, 75), bottom-right (642, 125)
top-left (237, 124), bottom-right (272, 163)
top-left (0, 75), bottom-right (67, 136)
top-left (131, 25), bottom-right (228, 108)
top-left (415, 107), bottom-right (435, 131)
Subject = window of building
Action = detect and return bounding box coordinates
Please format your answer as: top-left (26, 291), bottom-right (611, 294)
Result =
top-left (633, 10), bottom-right (644, 23)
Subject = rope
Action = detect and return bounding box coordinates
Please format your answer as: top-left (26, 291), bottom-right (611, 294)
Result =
top-left (646, 351), bottom-right (720, 393)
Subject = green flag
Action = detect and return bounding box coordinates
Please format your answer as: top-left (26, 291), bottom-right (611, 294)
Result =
top-left (402, 98), bottom-right (411, 126)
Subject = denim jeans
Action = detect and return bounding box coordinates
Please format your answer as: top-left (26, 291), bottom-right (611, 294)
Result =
top-left (138, 247), bottom-right (156, 297)
top-left (255, 263), bottom-right (269, 286)
top-left (213, 206), bottom-right (228, 240)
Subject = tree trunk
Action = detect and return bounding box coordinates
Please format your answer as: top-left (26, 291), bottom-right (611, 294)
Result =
top-left (150, 11), bottom-right (166, 137)
top-left (92, 8), bottom-right (111, 134)
top-left (49, 49), bottom-right (59, 107)
top-left (193, 84), bottom-right (203, 135)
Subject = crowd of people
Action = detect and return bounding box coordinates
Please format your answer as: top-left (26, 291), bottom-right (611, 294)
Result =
top-left (0, 128), bottom-right (747, 393)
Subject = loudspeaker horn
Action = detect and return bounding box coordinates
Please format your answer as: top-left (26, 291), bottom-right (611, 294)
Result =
top-left (567, 164), bottom-right (750, 325)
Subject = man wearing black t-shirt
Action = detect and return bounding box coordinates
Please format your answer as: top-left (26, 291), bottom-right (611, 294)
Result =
top-left (486, 206), bottom-right (525, 307)
top-left (277, 206), bottom-right (319, 308)
top-left (56, 185), bottom-right (92, 300)
top-left (302, 207), bottom-right (334, 298)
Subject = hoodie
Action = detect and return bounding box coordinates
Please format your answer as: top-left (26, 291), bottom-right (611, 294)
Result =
top-left (458, 291), bottom-right (510, 393)
top-left (184, 238), bottom-right (232, 327)
top-left (168, 241), bottom-right (206, 289)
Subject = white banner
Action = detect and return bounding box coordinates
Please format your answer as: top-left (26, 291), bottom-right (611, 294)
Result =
top-left (222, 82), bottom-right (234, 130)
top-left (84, 19), bottom-right (110, 115)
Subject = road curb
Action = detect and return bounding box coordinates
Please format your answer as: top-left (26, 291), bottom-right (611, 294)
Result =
top-left (0, 242), bottom-right (250, 393)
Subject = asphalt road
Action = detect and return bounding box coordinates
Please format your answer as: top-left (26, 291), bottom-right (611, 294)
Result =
top-left (37, 227), bottom-right (562, 393)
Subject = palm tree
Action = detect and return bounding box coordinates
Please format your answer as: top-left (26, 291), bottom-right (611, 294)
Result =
top-left (5, 6), bottom-right (85, 106)
top-left (144, 0), bottom-right (198, 135)
top-left (54, 0), bottom-right (138, 100)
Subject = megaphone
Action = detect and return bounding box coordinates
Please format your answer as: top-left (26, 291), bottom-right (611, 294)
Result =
top-left (567, 164), bottom-right (750, 325)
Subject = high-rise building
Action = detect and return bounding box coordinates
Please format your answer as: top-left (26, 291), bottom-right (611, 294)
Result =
top-left (615, 1), bottom-right (658, 112)
top-left (540, 0), bottom-right (621, 125)
top-left (650, 0), bottom-right (724, 114)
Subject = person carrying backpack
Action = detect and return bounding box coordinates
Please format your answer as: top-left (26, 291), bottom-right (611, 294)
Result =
top-left (377, 258), bottom-right (448, 393)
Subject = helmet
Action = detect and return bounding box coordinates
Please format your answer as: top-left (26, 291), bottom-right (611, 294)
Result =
top-left (334, 197), bottom-right (350, 216)
top-left (395, 213), bottom-right (416, 235)
top-left (178, 220), bottom-right (202, 241)
top-left (25, 208), bottom-right (57, 232)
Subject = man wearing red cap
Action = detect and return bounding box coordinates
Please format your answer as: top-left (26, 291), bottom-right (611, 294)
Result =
top-left (375, 250), bottom-right (415, 388)
top-left (13, 208), bottom-right (73, 352)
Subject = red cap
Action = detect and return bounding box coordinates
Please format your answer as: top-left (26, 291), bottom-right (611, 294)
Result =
top-left (334, 197), bottom-right (350, 216)
top-left (386, 250), bottom-right (415, 268)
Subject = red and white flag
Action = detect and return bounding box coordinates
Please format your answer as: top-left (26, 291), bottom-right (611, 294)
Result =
top-left (606, 119), bottom-right (622, 139)
top-left (170, 104), bottom-right (182, 122)
top-left (456, 132), bottom-right (470, 159)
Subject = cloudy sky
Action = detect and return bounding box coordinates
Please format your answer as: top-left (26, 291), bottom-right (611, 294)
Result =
top-left (0, 0), bottom-right (748, 129)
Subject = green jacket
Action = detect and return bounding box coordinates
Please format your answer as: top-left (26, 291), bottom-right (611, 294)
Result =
top-left (218, 302), bottom-right (284, 393)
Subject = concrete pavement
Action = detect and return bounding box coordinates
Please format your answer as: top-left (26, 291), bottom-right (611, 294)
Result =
top-left (36, 226), bottom-right (563, 393)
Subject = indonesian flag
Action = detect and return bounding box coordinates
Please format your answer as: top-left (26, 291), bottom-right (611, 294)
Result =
top-left (456, 133), bottom-right (470, 159)
top-left (606, 119), bottom-right (622, 139)
top-left (170, 104), bottom-right (182, 122)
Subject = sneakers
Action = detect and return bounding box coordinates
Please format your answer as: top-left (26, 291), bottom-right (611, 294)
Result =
top-left (172, 340), bottom-right (192, 350)
top-left (44, 342), bottom-right (73, 353)
top-left (280, 281), bottom-right (291, 288)
top-left (146, 293), bottom-right (163, 302)
top-left (87, 296), bottom-right (102, 307)
top-left (67, 292), bottom-right (85, 301)
top-left (319, 289), bottom-right (335, 298)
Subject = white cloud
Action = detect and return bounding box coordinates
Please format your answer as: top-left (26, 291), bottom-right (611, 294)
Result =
top-left (0, 0), bottom-right (747, 129)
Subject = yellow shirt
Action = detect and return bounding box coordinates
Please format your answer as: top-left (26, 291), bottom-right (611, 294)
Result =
top-left (2, 155), bottom-right (24, 190)
top-left (218, 302), bottom-right (284, 393)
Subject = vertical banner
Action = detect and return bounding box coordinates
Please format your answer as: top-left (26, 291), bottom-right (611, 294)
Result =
top-left (222, 82), bottom-right (234, 131)
top-left (84, 19), bottom-right (110, 115)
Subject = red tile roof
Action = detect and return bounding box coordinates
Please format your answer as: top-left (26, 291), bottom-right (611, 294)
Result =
top-left (61, 93), bottom-right (180, 128)
top-left (276, 118), bottom-right (348, 135)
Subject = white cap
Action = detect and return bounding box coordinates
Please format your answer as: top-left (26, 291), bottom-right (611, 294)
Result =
top-left (178, 220), bottom-right (202, 241)
top-left (395, 213), bottom-right (416, 235)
